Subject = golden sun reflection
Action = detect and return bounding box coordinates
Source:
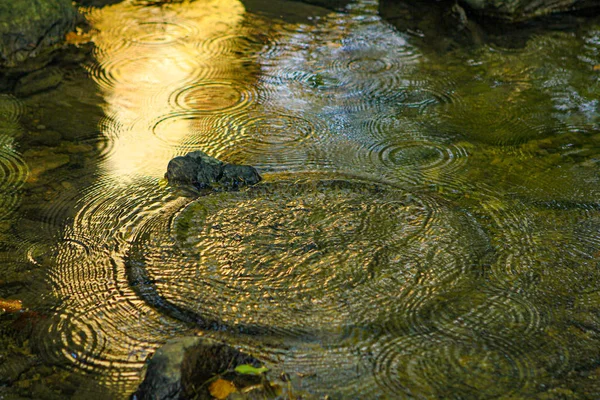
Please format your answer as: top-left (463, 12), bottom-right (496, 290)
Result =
top-left (87, 0), bottom-right (248, 178)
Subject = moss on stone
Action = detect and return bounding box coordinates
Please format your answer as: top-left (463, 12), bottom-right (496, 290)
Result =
top-left (0, 0), bottom-right (77, 66)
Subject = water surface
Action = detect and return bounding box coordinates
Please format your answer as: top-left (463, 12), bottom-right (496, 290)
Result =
top-left (1, 0), bottom-right (600, 398)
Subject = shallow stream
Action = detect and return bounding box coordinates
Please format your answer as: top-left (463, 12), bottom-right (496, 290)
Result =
top-left (1, 0), bottom-right (600, 398)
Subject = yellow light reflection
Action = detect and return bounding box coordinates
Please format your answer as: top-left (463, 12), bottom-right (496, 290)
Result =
top-left (88, 0), bottom-right (247, 178)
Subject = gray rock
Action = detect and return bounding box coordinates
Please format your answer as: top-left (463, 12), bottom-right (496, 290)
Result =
top-left (134, 337), bottom-right (263, 400)
top-left (0, 0), bottom-right (77, 67)
top-left (165, 151), bottom-right (261, 190)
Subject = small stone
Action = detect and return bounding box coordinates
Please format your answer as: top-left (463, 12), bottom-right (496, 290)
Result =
top-left (165, 151), bottom-right (261, 191)
top-left (134, 337), bottom-right (263, 400)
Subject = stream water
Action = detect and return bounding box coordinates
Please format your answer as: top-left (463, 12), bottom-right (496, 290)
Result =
top-left (1, 0), bottom-right (600, 398)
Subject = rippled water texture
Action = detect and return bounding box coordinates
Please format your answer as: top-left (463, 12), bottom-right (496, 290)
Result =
top-left (2, 0), bottom-right (600, 398)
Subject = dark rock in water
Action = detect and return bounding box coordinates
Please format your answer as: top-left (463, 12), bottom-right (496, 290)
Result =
top-left (0, 0), bottom-right (77, 67)
top-left (166, 151), bottom-right (223, 189)
top-left (459, 0), bottom-right (600, 21)
top-left (134, 336), bottom-right (263, 400)
top-left (166, 151), bottom-right (261, 190)
top-left (75, 0), bottom-right (124, 6)
top-left (380, 0), bottom-right (600, 24)
top-left (221, 164), bottom-right (262, 189)
top-left (293, 0), bottom-right (352, 11)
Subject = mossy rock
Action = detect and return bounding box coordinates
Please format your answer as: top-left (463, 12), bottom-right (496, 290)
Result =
top-left (0, 0), bottom-right (77, 67)
top-left (135, 337), bottom-right (265, 400)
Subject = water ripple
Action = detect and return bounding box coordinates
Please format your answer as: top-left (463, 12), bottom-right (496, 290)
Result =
top-left (0, 147), bottom-right (28, 220)
top-left (367, 140), bottom-right (469, 182)
top-left (0, 94), bottom-right (25, 122)
top-left (124, 177), bottom-right (431, 336)
top-left (224, 112), bottom-right (325, 169)
top-left (150, 113), bottom-right (225, 151)
top-left (201, 31), bottom-right (279, 61)
top-left (371, 334), bottom-right (530, 398)
top-left (87, 54), bottom-right (209, 90)
top-left (168, 81), bottom-right (257, 114)
top-left (120, 20), bottom-right (197, 46)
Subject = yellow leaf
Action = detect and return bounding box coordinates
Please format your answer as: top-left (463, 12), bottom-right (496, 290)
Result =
top-left (0, 298), bottom-right (22, 313)
top-left (65, 31), bottom-right (93, 45)
top-left (209, 378), bottom-right (236, 400)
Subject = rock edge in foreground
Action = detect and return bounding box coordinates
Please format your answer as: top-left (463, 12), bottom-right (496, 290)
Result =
top-left (133, 336), bottom-right (264, 400)
top-left (165, 151), bottom-right (261, 190)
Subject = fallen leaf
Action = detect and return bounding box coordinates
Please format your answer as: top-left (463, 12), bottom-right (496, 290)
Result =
top-left (209, 378), bottom-right (236, 400)
top-left (65, 31), bottom-right (93, 45)
top-left (0, 298), bottom-right (22, 313)
top-left (594, 65), bottom-right (600, 71)
top-left (234, 364), bottom-right (269, 375)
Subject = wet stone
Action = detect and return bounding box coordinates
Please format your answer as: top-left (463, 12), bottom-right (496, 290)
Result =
top-left (166, 151), bottom-right (261, 190)
top-left (134, 336), bottom-right (263, 400)
top-left (221, 164), bottom-right (263, 189)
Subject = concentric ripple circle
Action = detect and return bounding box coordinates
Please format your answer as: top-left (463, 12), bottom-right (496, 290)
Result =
top-left (370, 141), bottom-right (468, 172)
top-left (121, 21), bottom-right (195, 46)
top-left (201, 31), bottom-right (278, 60)
top-left (0, 147), bottom-right (28, 192)
top-left (169, 82), bottom-right (256, 114)
top-left (124, 175), bottom-right (490, 340)
top-left (150, 113), bottom-right (226, 150)
top-left (128, 178), bottom-right (429, 335)
top-left (88, 54), bottom-right (209, 90)
top-left (0, 147), bottom-right (29, 220)
top-left (372, 334), bottom-right (530, 398)
top-left (217, 112), bottom-right (327, 170)
top-left (0, 94), bottom-right (24, 122)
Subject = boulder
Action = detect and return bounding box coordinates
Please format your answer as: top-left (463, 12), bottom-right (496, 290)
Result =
top-left (379, 0), bottom-right (600, 24)
top-left (293, 0), bottom-right (352, 11)
top-left (0, 0), bottom-right (77, 67)
top-left (133, 337), bottom-right (264, 400)
top-left (76, 0), bottom-right (124, 6)
top-left (459, 0), bottom-right (600, 21)
top-left (165, 151), bottom-right (261, 190)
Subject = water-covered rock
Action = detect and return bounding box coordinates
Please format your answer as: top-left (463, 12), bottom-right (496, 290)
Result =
top-left (460, 0), bottom-right (600, 21)
top-left (294, 0), bottom-right (352, 11)
top-left (134, 337), bottom-right (263, 400)
top-left (165, 151), bottom-right (261, 190)
top-left (380, 0), bottom-right (600, 23)
top-left (0, 0), bottom-right (77, 67)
